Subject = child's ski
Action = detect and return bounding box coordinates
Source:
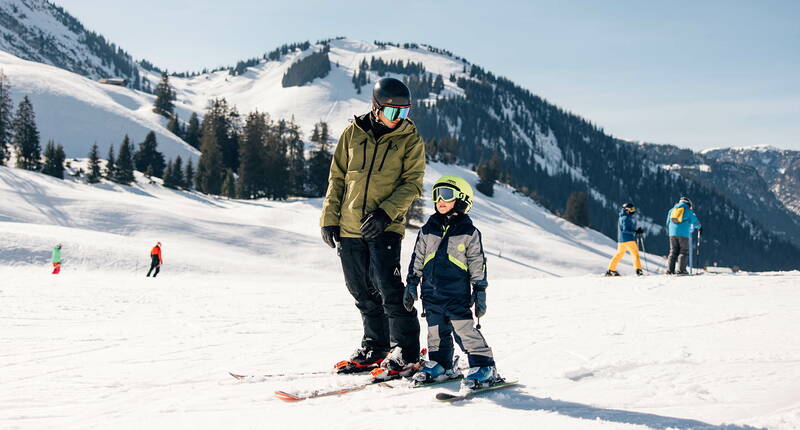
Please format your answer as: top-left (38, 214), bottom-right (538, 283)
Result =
top-left (435, 379), bottom-right (519, 402)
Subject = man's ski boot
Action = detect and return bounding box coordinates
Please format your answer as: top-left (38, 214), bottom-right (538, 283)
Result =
top-left (335, 347), bottom-right (386, 374)
top-left (463, 366), bottom-right (501, 390)
top-left (411, 360), bottom-right (461, 386)
top-left (636, 269), bottom-right (644, 276)
top-left (604, 270), bottom-right (621, 277)
top-left (370, 347), bottom-right (418, 381)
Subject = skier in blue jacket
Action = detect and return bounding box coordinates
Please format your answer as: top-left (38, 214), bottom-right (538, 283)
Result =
top-left (606, 203), bottom-right (644, 276)
top-left (666, 197), bottom-right (702, 274)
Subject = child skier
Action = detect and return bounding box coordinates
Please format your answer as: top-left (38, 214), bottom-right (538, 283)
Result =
top-left (51, 244), bottom-right (62, 274)
top-left (605, 202), bottom-right (645, 276)
top-left (401, 175), bottom-right (501, 389)
top-left (146, 242), bottom-right (162, 277)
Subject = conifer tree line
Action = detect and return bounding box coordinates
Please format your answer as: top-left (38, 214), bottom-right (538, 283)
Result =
top-left (193, 97), bottom-right (332, 199)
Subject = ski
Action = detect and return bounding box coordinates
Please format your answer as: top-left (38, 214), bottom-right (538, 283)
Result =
top-left (274, 378), bottom-right (396, 402)
top-left (435, 379), bottom-right (519, 402)
top-left (229, 370), bottom-right (331, 381)
top-left (408, 375), bottom-right (464, 389)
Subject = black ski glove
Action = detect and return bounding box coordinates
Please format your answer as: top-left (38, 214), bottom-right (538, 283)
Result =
top-left (470, 284), bottom-right (487, 318)
top-left (360, 209), bottom-right (392, 240)
top-left (636, 227), bottom-right (644, 235)
top-left (403, 282), bottom-right (418, 312)
top-left (321, 226), bottom-right (340, 248)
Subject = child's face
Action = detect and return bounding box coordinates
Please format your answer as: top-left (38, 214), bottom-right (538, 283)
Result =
top-left (436, 199), bottom-right (456, 214)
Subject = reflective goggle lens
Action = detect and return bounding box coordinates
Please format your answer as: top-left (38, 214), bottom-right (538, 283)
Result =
top-left (381, 105), bottom-right (410, 121)
top-left (433, 187), bottom-right (458, 202)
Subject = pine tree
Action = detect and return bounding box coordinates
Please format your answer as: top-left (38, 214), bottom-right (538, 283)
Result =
top-left (222, 168), bottom-right (236, 199)
top-left (307, 121), bottom-right (332, 197)
top-left (134, 131), bottom-right (166, 177)
top-left (162, 160), bottom-right (176, 188)
top-left (12, 96), bottom-right (41, 171)
top-left (184, 159), bottom-right (195, 190)
top-left (563, 191), bottom-right (590, 227)
top-left (185, 112), bottom-right (201, 149)
top-left (285, 117), bottom-right (305, 196)
top-left (105, 145), bottom-right (117, 179)
top-left (201, 98), bottom-right (239, 171)
top-left (172, 155), bottom-right (185, 188)
top-left (167, 112), bottom-right (182, 138)
top-left (476, 155), bottom-right (500, 197)
top-left (237, 111), bottom-right (268, 199)
top-left (115, 135), bottom-right (136, 185)
top-left (153, 71), bottom-right (175, 117)
top-left (0, 70), bottom-right (12, 166)
top-left (41, 141), bottom-right (66, 179)
top-left (196, 119), bottom-right (224, 194)
top-left (87, 143), bottom-right (102, 183)
top-left (264, 119), bottom-right (289, 199)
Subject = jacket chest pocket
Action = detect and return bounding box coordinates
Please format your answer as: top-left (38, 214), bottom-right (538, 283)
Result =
top-left (347, 139), bottom-right (369, 172)
top-left (376, 141), bottom-right (402, 174)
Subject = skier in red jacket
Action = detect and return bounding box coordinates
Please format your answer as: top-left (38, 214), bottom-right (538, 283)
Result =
top-left (146, 242), bottom-right (162, 277)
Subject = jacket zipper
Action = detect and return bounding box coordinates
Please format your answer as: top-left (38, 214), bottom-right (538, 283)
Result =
top-left (377, 142), bottom-right (392, 171)
top-left (361, 138), bottom-right (380, 218)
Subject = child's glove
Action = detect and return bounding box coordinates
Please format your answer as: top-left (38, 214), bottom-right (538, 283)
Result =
top-left (471, 283), bottom-right (487, 318)
top-left (403, 282), bottom-right (418, 312)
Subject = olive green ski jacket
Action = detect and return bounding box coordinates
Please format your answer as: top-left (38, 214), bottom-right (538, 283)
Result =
top-left (320, 117), bottom-right (426, 238)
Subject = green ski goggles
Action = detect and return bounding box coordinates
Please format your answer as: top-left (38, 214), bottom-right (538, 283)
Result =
top-left (380, 105), bottom-right (410, 121)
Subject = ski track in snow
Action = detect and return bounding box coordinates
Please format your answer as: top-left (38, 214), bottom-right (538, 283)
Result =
top-left (0, 163), bottom-right (798, 429)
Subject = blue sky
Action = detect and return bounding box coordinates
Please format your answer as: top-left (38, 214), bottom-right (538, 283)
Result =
top-left (57, 0), bottom-right (799, 150)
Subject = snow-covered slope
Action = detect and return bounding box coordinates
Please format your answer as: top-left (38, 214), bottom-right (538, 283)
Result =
top-left (1, 164), bottom-right (798, 430)
top-left (0, 161), bottom-right (627, 277)
top-left (0, 50), bottom-right (198, 162)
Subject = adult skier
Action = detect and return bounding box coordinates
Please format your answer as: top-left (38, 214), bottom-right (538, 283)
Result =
top-left (666, 197), bottom-right (702, 275)
top-left (146, 242), bottom-right (162, 277)
top-left (320, 77), bottom-right (425, 376)
top-left (605, 202), bottom-right (644, 276)
top-left (401, 176), bottom-right (502, 389)
top-left (51, 243), bottom-right (62, 274)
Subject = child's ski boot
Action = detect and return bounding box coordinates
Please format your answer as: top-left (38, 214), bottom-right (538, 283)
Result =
top-left (604, 270), bottom-right (621, 277)
top-left (411, 360), bottom-right (461, 386)
top-left (463, 366), bottom-right (501, 389)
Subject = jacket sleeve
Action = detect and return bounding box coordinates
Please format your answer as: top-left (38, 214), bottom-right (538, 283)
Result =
top-left (690, 210), bottom-right (702, 229)
top-left (666, 210), bottom-right (671, 229)
top-left (466, 229), bottom-right (488, 289)
top-left (320, 128), bottom-right (350, 227)
top-left (406, 229), bottom-right (427, 286)
top-left (378, 136), bottom-right (425, 221)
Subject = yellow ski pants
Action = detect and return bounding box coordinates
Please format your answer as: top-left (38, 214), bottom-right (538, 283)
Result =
top-left (608, 241), bottom-right (641, 271)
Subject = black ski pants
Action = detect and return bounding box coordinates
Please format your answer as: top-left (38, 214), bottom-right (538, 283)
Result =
top-left (339, 232), bottom-right (420, 363)
top-left (667, 236), bottom-right (690, 273)
top-left (147, 255), bottom-right (161, 277)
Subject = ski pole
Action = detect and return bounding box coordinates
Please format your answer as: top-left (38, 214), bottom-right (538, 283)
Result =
top-left (639, 235), bottom-right (649, 275)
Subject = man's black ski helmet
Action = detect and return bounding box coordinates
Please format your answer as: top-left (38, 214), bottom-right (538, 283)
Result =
top-left (679, 197), bottom-right (693, 209)
top-left (622, 202), bottom-right (636, 212)
top-left (372, 77), bottom-right (411, 109)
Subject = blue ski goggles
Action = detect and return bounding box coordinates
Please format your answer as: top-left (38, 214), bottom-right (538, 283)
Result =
top-left (380, 104), bottom-right (410, 121)
top-left (432, 186), bottom-right (461, 203)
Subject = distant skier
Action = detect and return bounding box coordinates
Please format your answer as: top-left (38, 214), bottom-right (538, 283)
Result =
top-left (401, 176), bottom-right (502, 389)
top-left (51, 244), bottom-right (62, 274)
top-left (146, 242), bottom-right (162, 277)
top-left (605, 202), bottom-right (644, 276)
top-left (320, 77), bottom-right (425, 376)
top-left (666, 197), bottom-right (702, 275)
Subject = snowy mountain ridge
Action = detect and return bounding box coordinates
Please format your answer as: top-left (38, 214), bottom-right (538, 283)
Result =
top-left (0, 0), bottom-right (144, 87)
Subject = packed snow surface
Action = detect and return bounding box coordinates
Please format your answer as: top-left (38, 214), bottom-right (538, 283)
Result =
top-left (1, 163), bottom-right (798, 430)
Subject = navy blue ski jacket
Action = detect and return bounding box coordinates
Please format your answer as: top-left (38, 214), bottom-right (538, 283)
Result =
top-left (618, 210), bottom-right (638, 243)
